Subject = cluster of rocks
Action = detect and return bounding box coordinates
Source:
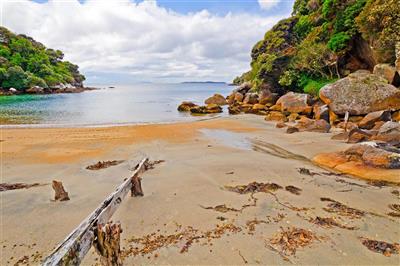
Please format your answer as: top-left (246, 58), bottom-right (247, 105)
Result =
top-left (0, 83), bottom-right (92, 96)
top-left (178, 69), bottom-right (400, 175)
top-left (177, 94), bottom-right (226, 114)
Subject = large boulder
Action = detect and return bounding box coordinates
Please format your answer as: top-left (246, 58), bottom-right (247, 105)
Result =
top-left (258, 89), bottom-right (279, 105)
top-left (345, 143), bottom-right (400, 169)
top-left (373, 64), bottom-right (400, 86)
top-left (319, 71), bottom-right (400, 115)
top-left (243, 93), bottom-right (259, 104)
top-left (275, 92), bottom-right (312, 114)
top-left (178, 101), bottom-right (198, 112)
top-left (204, 94), bottom-right (227, 105)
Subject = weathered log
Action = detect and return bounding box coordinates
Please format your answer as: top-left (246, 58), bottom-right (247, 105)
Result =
top-left (52, 180), bottom-right (70, 201)
top-left (93, 221), bottom-right (123, 266)
top-left (131, 173), bottom-right (143, 197)
top-left (42, 157), bottom-right (149, 266)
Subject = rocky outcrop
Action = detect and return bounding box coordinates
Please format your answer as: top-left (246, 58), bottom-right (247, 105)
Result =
top-left (178, 101), bottom-right (198, 112)
top-left (25, 86), bottom-right (45, 94)
top-left (358, 110), bottom-right (391, 129)
top-left (313, 142), bottom-right (400, 183)
top-left (275, 92), bottom-right (312, 114)
top-left (265, 111), bottom-right (287, 122)
top-left (243, 93), bottom-right (259, 104)
top-left (190, 104), bottom-right (222, 114)
top-left (205, 94), bottom-right (227, 106)
top-left (319, 71), bottom-right (400, 115)
top-left (258, 89), bottom-right (278, 105)
top-left (233, 82), bottom-right (252, 95)
top-left (371, 121), bottom-right (400, 145)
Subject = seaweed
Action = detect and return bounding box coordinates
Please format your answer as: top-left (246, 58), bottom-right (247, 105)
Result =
top-left (0, 182), bottom-right (42, 192)
top-left (246, 219), bottom-right (268, 234)
top-left (123, 223), bottom-right (241, 258)
top-left (360, 238), bottom-right (400, 257)
top-left (86, 160), bottom-right (125, 170)
top-left (225, 182), bottom-right (282, 194)
top-left (285, 185), bottom-right (302, 195)
top-left (309, 216), bottom-right (356, 230)
top-left (267, 227), bottom-right (319, 258)
top-left (320, 198), bottom-right (365, 219)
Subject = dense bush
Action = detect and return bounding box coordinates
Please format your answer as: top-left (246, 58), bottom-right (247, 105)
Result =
top-left (235, 0), bottom-right (395, 95)
top-left (356, 0), bottom-right (400, 63)
top-left (0, 27), bottom-right (85, 90)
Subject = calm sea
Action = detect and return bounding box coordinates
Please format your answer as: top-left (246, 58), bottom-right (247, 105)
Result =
top-left (0, 83), bottom-right (233, 127)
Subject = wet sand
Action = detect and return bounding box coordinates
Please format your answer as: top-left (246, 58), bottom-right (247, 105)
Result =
top-left (1, 115), bottom-right (399, 265)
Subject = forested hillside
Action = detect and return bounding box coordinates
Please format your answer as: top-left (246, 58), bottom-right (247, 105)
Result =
top-left (234, 0), bottom-right (400, 95)
top-left (0, 27), bottom-right (85, 91)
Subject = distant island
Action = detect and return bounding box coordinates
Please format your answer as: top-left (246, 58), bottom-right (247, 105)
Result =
top-left (0, 26), bottom-right (87, 95)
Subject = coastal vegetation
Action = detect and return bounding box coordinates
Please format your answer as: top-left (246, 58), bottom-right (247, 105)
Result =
top-left (234, 0), bottom-right (400, 96)
top-left (0, 27), bottom-right (85, 91)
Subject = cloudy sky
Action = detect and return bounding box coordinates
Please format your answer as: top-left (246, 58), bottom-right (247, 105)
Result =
top-left (1, 0), bottom-right (294, 84)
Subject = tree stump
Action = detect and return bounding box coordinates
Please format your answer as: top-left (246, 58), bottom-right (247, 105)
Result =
top-left (131, 174), bottom-right (143, 197)
top-left (52, 180), bottom-right (70, 201)
top-left (93, 222), bottom-right (123, 266)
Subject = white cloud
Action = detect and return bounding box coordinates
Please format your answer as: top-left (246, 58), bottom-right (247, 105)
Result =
top-left (2, 0), bottom-right (288, 83)
top-left (258, 0), bottom-right (281, 10)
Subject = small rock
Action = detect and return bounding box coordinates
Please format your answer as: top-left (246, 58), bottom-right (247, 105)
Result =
top-left (358, 110), bottom-right (391, 130)
top-left (288, 113), bottom-right (299, 122)
top-left (295, 117), bottom-right (331, 133)
top-left (228, 104), bottom-right (241, 115)
top-left (276, 122), bottom-right (287, 128)
top-left (392, 111), bottom-right (400, 122)
top-left (265, 111), bottom-right (287, 122)
top-left (286, 126), bottom-right (299, 134)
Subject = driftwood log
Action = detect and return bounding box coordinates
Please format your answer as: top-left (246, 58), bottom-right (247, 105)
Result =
top-left (93, 222), bottom-right (123, 266)
top-left (42, 157), bottom-right (149, 266)
top-left (52, 180), bottom-right (70, 201)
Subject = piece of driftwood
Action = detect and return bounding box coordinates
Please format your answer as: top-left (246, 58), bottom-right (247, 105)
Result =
top-left (42, 157), bottom-right (149, 266)
top-left (52, 180), bottom-right (70, 201)
top-left (93, 221), bottom-right (123, 266)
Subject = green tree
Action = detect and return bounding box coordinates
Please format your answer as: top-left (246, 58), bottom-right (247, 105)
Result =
top-left (2, 66), bottom-right (29, 89)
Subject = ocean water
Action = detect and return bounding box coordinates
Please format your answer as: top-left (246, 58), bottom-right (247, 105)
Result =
top-left (0, 83), bottom-right (233, 127)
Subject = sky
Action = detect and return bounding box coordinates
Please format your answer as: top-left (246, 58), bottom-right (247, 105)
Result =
top-left (1, 0), bottom-right (294, 84)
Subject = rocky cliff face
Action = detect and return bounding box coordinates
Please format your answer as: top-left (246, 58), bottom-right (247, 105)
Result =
top-left (235, 0), bottom-right (400, 95)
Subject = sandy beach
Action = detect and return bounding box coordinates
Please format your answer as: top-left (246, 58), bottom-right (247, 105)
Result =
top-left (1, 115), bottom-right (399, 265)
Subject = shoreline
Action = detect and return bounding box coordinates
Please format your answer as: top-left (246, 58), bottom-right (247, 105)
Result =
top-left (0, 114), bottom-right (224, 129)
top-left (2, 115), bottom-right (399, 265)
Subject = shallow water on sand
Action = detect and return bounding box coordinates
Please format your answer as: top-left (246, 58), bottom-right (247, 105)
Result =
top-left (0, 83), bottom-right (232, 126)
